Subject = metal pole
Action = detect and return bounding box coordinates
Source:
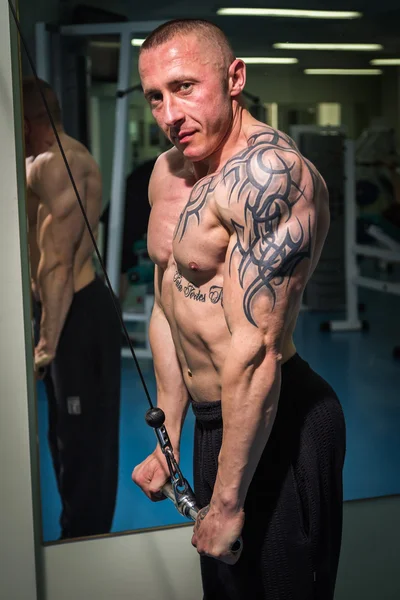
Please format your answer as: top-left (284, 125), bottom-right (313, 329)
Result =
top-left (329, 138), bottom-right (363, 331)
top-left (106, 28), bottom-right (133, 294)
top-left (34, 22), bottom-right (51, 82)
top-left (51, 30), bottom-right (63, 110)
top-left (343, 139), bottom-right (360, 327)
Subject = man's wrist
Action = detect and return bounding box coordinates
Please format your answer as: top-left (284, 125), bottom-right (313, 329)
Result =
top-left (211, 477), bottom-right (245, 515)
top-left (36, 337), bottom-right (55, 356)
top-left (154, 439), bottom-right (180, 463)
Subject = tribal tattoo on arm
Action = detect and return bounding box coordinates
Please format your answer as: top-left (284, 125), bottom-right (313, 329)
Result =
top-left (173, 130), bottom-right (321, 328)
top-left (222, 139), bottom-right (318, 328)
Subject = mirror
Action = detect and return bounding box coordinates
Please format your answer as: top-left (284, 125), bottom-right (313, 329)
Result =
top-left (18, 3), bottom-right (400, 547)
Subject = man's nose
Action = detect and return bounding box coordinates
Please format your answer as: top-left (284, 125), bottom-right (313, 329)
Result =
top-left (163, 96), bottom-right (184, 128)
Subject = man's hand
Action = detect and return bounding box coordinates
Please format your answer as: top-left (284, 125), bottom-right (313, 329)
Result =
top-left (191, 502), bottom-right (244, 565)
top-left (132, 447), bottom-right (172, 502)
top-left (34, 342), bottom-right (55, 379)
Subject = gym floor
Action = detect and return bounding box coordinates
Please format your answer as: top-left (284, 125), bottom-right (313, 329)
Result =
top-left (37, 286), bottom-right (400, 544)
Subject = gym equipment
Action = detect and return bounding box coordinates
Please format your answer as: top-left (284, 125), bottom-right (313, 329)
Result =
top-left (290, 125), bottom-right (348, 312)
top-left (146, 407), bottom-right (242, 554)
top-left (291, 125), bottom-right (400, 351)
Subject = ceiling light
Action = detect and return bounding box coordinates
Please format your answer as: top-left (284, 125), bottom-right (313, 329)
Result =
top-left (217, 8), bottom-right (362, 19)
top-left (274, 43), bottom-right (383, 51)
top-left (371, 58), bottom-right (400, 65)
top-left (304, 68), bottom-right (382, 75)
top-left (240, 57), bottom-right (298, 64)
top-left (90, 41), bottom-right (120, 49)
top-left (131, 38), bottom-right (146, 47)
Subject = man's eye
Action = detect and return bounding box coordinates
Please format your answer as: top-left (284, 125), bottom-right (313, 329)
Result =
top-left (180, 83), bottom-right (193, 92)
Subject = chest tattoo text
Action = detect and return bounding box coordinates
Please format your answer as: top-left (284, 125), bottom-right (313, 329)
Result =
top-left (173, 271), bottom-right (223, 306)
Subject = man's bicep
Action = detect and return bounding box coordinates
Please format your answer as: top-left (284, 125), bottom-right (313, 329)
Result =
top-left (223, 194), bottom-right (315, 346)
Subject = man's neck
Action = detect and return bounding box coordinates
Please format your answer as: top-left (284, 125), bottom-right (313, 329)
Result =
top-left (192, 107), bottom-right (257, 180)
top-left (34, 126), bottom-right (64, 158)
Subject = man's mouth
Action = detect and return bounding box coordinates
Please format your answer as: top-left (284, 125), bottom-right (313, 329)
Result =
top-left (177, 131), bottom-right (195, 143)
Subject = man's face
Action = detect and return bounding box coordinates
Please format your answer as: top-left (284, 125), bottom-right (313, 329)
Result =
top-left (139, 34), bottom-right (233, 162)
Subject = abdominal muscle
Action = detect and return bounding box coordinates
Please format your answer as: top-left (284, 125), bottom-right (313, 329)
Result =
top-left (162, 264), bottom-right (230, 402)
top-left (162, 263), bottom-right (297, 403)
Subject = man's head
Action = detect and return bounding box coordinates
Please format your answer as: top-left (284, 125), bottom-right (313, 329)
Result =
top-left (138, 19), bottom-right (246, 162)
top-left (22, 77), bottom-right (62, 156)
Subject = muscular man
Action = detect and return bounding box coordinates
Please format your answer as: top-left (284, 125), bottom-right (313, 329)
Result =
top-left (132, 20), bottom-right (346, 599)
top-left (24, 77), bottom-right (121, 539)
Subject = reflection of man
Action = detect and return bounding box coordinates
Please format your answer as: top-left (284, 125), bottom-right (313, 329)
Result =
top-left (132, 19), bottom-right (346, 599)
top-left (100, 157), bottom-right (155, 303)
top-left (23, 77), bottom-right (121, 539)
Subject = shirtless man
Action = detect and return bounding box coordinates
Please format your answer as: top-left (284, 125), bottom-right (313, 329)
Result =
top-left (132, 20), bottom-right (346, 599)
top-left (23, 77), bottom-right (121, 539)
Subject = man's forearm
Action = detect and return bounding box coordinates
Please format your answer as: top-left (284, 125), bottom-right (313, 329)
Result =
top-left (212, 346), bottom-right (282, 512)
top-left (37, 264), bottom-right (74, 355)
top-left (149, 304), bottom-right (189, 456)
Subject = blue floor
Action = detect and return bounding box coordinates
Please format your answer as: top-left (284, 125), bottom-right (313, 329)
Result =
top-left (37, 287), bottom-right (400, 543)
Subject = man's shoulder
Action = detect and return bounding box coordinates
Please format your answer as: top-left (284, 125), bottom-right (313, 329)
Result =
top-left (149, 147), bottom-right (193, 205)
top-left (152, 147), bottom-right (186, 177)
top-left (247, 124), bottom-right (300, 152)
top-left (29, 151), bottom-right (67, 194)
top-left (224, 125), bottom-right (322, 192)
top-left (216, 125), bottom-right (326, 215)
top-left (36, 138), bottom-right (99, 183)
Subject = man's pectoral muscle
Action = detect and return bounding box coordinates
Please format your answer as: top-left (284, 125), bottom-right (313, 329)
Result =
top-left (211, 141), bottom-right (320, 513)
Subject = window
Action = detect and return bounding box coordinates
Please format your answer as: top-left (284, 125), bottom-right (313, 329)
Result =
top-left (317, 103), bottom-right (341, 126)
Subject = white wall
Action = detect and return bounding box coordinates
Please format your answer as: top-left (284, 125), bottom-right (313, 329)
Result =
top-left (41, 497), bottom-right (400, 600)
top-left (0, 2), bottom-right (41, 598)
top-left (44, 526), bottom-right (202, 600)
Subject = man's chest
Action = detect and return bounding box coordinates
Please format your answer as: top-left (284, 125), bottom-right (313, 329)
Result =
top-left (148, 173), bottom-right (229, 283)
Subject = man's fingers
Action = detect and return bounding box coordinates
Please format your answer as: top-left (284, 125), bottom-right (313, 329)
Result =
top-left (132, 458), bottom-right (169, 502)
top-left (149, 486), bottom-right (167, 502)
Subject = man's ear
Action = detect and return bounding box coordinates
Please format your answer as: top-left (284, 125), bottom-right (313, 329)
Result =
top-left (228, 59), bottom-right (246, 98)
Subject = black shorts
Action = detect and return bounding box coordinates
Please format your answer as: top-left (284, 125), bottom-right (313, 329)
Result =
top-left (192, 352), bottom-right (346, 600)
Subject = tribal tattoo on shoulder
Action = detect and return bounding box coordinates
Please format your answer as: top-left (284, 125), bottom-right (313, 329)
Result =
top-left (174, 174), bottom-right (218, 242)
top-left (224, 136), bottom-right (315, 327)
top-left (174, 130), bottom-right (318, 327)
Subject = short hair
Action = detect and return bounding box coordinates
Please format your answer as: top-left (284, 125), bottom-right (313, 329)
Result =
top-left (22, 76), bottom-right (62, 125)
top-left (140, 19), bottom-right (236, 72)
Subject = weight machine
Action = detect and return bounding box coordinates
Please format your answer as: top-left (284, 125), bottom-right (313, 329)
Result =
top-left (292, 125), bottom-right (400, 357)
